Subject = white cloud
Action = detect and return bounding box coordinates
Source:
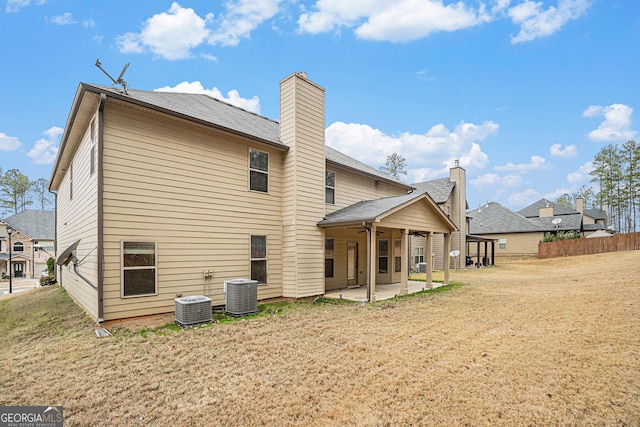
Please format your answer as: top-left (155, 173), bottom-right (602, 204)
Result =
top-left (509, 0), bottom-right (591, 44)
top-left (550, 143), bottom-right (577, 158)
top-left (116, 2), bottom-right (212, 60)
top-left (6, 0), bottom-right (31, 13)
top-left (470, 173), bottom-right (522, 189)
top-left (155, 81), bottom-right (261, 114)
top-left (208, 0), bottom-right (283, 46)
top-left (0, 132), bottom-right (22, 151)
top-left (507, 188), bottom-right (541, 208)
top-left (494, 155), bottom-right (549, 172)
top-left (566, 161), bottom-right (594, 185)
top-left (50, 12), bottom-right (76, 25)
top-left (298, 0), bottom-right (490, 42)
top-left (583, 103), bottom-right (636, 142)
top-left (325, 119), bottom-right (498, 183)
top-left (27, 126), bottom-right (62, 164)
top-left (82, 19), bottom-right (96, 29)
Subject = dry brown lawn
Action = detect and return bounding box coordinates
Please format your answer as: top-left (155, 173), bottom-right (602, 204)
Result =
top-left (1, 251), bottom-right (639, 426)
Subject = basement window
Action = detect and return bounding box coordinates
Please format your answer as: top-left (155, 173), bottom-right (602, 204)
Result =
top-left (122, 241), bottom-right (157, 297)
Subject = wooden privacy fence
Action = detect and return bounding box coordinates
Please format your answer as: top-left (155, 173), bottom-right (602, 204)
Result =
top-left (538, 232), bottom-right (640, 259)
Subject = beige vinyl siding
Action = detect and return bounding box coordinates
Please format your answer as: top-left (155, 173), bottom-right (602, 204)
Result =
top-left (325, 165), bottom-right (406, 215)
top-left (382, 198), bottom-right (452, 232)
top-left (280, 74), bottom-right (325, 298)
top-left (100, 102), bottom-right (284, 320)
top-left (471, 232), bottom-right (544, 256)
top-left (323, 228), bottom-right (368, 290)
top-left (56, 113), bottom-right (99, 318)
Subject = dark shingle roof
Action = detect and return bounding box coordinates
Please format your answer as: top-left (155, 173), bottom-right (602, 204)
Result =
top-left (3, 210), bottom-right (55, 240)
top-left (469, 202), bottom-right (542, 234)
top-left (518, 198), bottom-right (577, 217)
top-left (411, 178), bottom-right (455, 204)
top-left (86, 84), bottom-right (410, 189)
top-left (469, 201), bottom-right (582, 234)
top-left (584, 208), bottom-right (606, 220)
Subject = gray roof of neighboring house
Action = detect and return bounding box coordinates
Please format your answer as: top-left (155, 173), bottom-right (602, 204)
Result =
top-left (3, 210), bottom-right (55, 240)
top-left (469, 202), bottom-right (543, 234)
top-left (518, 198), bottom-right (578, 217)
top-left (583, 223), bottom-right (606, 231)
top-left (584, 208), bottom-right (607, 220)
top-left (469, 201), bottom-right (583, 234)
top-left (86, 84), bottom-right (409, 189)
top-left (411, 178), bottom-right (455, 204)
top-left (318, 191), bottom-right (427, 226)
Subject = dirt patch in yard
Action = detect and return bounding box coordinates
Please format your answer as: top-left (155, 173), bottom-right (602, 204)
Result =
top-left (0, 251), bottom-right (638, 426)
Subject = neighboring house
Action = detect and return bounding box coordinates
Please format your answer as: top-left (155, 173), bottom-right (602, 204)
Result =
top-left (0, 210), bottom-right (55, 278)
top-left (410, 162), bottom-right (468, 270)
top-left (468, 198), bottom-right (609, 257)
top-left (50, 72), bottom-right (457, 322)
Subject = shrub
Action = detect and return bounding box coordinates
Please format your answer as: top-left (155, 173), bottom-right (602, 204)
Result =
top-left (542, 231), bottom-right (580, 242)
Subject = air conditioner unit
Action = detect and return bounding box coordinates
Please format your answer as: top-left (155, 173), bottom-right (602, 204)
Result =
top-left (225, 279), bottom-right (258, 316)
top-left (175, 295), bottom-right (212, 326)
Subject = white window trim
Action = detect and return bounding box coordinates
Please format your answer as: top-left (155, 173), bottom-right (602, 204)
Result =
top-left (121, 240), bottom-right (158, 298)
top-left (326, 170), bottom-right (336, 205)
top-left (250, 235), bottom-right (268, 284)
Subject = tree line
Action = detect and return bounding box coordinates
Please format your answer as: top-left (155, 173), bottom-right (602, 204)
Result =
top-left (0, 169), bottom-right (54, 216)
top-left (556, 140), bottom-right (639, 233)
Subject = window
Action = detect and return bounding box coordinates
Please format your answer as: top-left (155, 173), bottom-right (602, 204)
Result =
top-left (13, 242), bottom-right (24, 252)
top-left (394, 239), bottom-right (402, 273)
top-left (325, 171), bottom-right (335, 204)
top-left (325, 238), bottom-right (334, 278)
top-left (249, 149), bottom-right (268, 193)
top-left (90, 119), bottom-right (96, 175)
top-left (122, 241), bottom-right (157, 297)
top-left (251, 235), bottom-right (267, 283)
top-left (378, 239), bottom-right (388, 274)
top-left (414, 247), bottom-right (424, 265)
top-left (499, 238), bottom-right (507, 250)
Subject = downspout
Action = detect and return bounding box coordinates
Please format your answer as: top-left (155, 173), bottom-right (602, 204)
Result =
top-left (49, 189), bottom-right (58, 284)
top-left (97, 93), bottom-right (106, 323)
top-left (364, 222), bottom-right (371, 302)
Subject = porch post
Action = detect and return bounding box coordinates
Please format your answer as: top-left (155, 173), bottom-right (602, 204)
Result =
top-left (426, 232), bottom-right (433, 288)
top-left (400, 229), bottom-right (408, 295)
top-left (369, 224), bottom-right (377, 303)
top-left (443, 233), bottom-right (451, 285)
top-left (491, 241), bottom-right (495, 265)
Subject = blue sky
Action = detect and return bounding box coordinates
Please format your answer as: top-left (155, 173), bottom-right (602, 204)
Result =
top-left (0, 0), bottom-right (638, 211)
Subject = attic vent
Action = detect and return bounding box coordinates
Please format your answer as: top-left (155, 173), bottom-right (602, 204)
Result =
top-left (175, 296), bottom-right (212, 326)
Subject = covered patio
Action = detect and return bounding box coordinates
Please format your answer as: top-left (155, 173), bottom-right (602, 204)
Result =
top-left (323, 280), bottom-right (448, 302)
top-left (319, 191), bottom-right (457, 303)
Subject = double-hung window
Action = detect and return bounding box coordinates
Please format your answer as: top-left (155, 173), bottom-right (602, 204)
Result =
top-left (325, 171), bottom-right (335, 204)
top-left (378, 239), bottom-right (388, 274)
top-left (251, 235), bottom-right (267, 283)
top-left (325, 238), bottom-right (334, 278)
top-left (122, 241), bottom-right (157, 297)
top-left (249, 149), bottom-right (268, 193)
top-left (414, 247), bottom-right (424, 265)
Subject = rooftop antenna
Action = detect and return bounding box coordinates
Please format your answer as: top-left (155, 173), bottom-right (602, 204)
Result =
top-left (95, 59), bottom-right (129, 94)
top-left (552, 217), bottom-right (562, 230)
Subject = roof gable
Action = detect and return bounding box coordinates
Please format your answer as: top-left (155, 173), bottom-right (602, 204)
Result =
top-left (518, 198), bottom-right (578, 217)
top-left (318, 191), bottom-right (455, 231)
top-left (3, 210), bottom-right (55, 240)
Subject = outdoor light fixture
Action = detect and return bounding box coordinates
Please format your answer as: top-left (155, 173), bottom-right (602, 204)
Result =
top-left (6, 225), bottom-right (13, 294)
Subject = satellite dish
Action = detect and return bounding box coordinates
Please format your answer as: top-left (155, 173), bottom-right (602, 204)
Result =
top-left (450, 250), bottom-right (460, 257)
top-left (95, 59), bottom-right (129, 94)
top-left (552, 218), bottom-right (562, 224)
top-left (56, 239), bottom-right (80, 266)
